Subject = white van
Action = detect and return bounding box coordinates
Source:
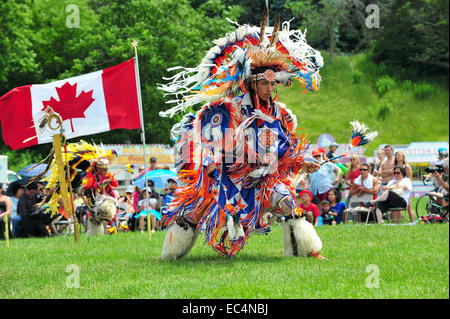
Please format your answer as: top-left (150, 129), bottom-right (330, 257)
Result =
top-left (0, 155), bottom-right (20, 186)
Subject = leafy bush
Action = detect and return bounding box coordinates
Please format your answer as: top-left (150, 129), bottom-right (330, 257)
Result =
top-left (413, 83), bottom-right (435, 99)
top-left (376, 76), bottom-right (396, 96)
top-left (352, 70), bottom-right (363, 84)
top-left (401, 80), bottom-right (413, 91)
top-left (377, 102), bottom-right (393, 120)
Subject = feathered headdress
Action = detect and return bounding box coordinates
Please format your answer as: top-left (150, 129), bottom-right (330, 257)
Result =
top-left (158, 9), bottom-right (323, 118)
top-left (38, 140), bottom-right (118, 216)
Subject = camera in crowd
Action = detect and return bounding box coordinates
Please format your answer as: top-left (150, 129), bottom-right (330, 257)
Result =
top-left (425, 165), bottom-right (444, 174)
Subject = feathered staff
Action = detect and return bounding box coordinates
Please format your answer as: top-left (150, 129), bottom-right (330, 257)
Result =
top-left (111, 163), bottom-right (135, 177)
top-left (317, 120), bottom-right (378, 165)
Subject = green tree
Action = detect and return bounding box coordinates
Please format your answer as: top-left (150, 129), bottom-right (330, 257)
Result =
top-left (371, 0), bottom-right (449, 79)
top-left (1, 0), bottom-right (240, 163)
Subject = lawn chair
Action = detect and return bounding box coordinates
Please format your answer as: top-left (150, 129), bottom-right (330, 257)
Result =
top-left (345, 193), bottom-right (374, 224)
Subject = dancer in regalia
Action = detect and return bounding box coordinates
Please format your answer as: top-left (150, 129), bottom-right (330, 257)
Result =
top-left (158, 11), bottom-right (325, 260)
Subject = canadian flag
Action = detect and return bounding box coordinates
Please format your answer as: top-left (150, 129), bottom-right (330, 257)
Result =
top-left (0, 58), bottom-right (141, 150)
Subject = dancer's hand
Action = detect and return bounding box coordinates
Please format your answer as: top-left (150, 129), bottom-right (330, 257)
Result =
top-left (206, 164), bottom-right (218, 179)
top-left (302, 161), bottom-right (320, 173)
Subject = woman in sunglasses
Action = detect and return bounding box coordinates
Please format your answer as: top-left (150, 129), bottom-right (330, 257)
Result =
top-left (364, 165), bottom-right (412, 224)
top-left (345, 163), bottom-right (380, 222)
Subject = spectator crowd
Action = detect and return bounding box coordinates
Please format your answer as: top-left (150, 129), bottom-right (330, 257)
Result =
top-left (1, 145), bottom-right (449, 241)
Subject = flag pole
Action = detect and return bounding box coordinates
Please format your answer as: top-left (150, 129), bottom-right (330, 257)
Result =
top-left (132, 40), bottom-right (151, 239)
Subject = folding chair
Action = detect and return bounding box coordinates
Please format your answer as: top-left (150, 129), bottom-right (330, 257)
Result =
top-left (345, 193), bottom-right (374, 224)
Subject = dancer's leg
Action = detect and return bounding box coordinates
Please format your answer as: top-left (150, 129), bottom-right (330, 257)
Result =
top-left (160, 217), bottom-right (199, 261)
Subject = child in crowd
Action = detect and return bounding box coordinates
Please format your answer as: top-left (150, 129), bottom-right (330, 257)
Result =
top-left (320, 200), bottom-right (337, 226)
top-left (299, 190), bottom-right (320, 226)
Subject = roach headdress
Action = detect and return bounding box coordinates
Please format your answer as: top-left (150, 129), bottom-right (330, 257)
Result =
top-left (158, 9), bottom-right (323, 118)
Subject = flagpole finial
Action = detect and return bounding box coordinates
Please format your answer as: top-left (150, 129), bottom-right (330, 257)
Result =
top-left (131, 40), bottom-right (138, 48)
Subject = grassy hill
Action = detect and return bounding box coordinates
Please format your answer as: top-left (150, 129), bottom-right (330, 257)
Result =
top-left (280, 52), bottom-right (449, 156)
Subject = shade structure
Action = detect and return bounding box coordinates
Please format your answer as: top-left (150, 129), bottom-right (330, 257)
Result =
top-left (132, 169), bottom-right (178, 189)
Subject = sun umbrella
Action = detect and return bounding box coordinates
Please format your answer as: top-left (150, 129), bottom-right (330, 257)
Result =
top-left (17, 163), bottom-right (52, 178)
top-left (132, 169), bottom-right (178, 190)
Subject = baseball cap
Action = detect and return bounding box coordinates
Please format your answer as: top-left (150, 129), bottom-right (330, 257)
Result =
top-left (150, 157), bottom-right (157, 162)
top-left (312, 149), bottom-right (323, 156)
top-left (126, 185), bottom-right (135, 193)
top-left (438, 147), bottom-right (448, 158)
top-left (299, 189), bottom-right (313, 200)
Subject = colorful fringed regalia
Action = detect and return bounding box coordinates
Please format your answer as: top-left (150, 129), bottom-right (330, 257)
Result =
top-left (158, 11), bottom-right (324, 260)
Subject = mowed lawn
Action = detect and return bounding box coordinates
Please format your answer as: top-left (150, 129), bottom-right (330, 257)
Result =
top-left (0, 222), bottom-right (448, 299)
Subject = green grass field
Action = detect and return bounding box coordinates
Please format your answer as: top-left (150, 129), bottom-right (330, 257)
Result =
top-left (1, 220), bottom-right (448, 299)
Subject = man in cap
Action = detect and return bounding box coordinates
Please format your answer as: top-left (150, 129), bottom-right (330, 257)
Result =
top-left (149, 157), bottom-right (158, 171)
top-left (308, 148), bottom-right (342, 211)
top-left (133, 157), bottom-right (159, 182)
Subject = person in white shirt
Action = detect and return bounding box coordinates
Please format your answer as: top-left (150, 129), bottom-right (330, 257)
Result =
top-left (135, 187), bottom-right (161, 233)
top-left (364, 165), bottom-right (412, 224)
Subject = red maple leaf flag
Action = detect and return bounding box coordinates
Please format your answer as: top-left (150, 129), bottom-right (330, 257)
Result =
top-left (0, 59), bottom-right (141, 150)
top-left (42, 82), bottom-right (95, 133)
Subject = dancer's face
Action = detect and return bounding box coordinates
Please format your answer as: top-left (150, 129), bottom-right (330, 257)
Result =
top-left (255, 79), bottom-right (277, 102)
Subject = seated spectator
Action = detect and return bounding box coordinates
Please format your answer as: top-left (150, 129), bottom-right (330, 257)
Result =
top-left (161, 183), bottom-right (175, 208)
top-left (167, 178), bottom-right (178, 189)
top-left (325, 188), bottom-right (347, 224)
top-left (348, 163), bottom-right (380, 198)
top-left (308, 148), bottom-right (342, 211)
top-left (16, 183), bottom-right (49, 238)
top-left (118, 185), bottom-right (135, 226)
top-left (364, 166), bottom-right (412, 224)
top-left (134, 187), bottom-right (161, 233)
top-left (8, 183), bottom-right (25, 237)
top-left (299, 189), bottom-right (320, 226)
top-left (0, 183), bottom-right (13, 240)
top-left (320, 200), bottom-right (337, 225)
top-left (345, 163), bottom-right (379, 222)
top-left (344, 154), bottom-right (361, 201)
top-left (394, 151), bottom-right (415, 222)
top-left (428, 157), bottom-right (449, 218)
